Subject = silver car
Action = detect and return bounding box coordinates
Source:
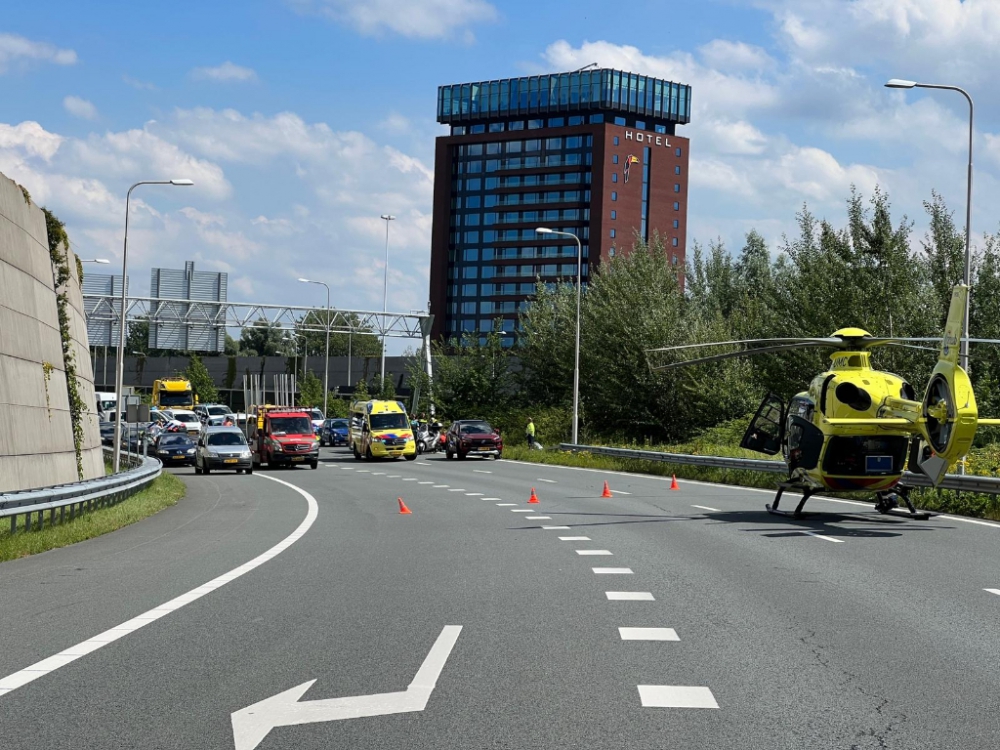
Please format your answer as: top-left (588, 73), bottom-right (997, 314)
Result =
top-left (195, 426), bottom-right (253, 475)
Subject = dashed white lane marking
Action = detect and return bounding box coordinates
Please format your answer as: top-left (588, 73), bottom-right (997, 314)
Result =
top-left (526, 516), bottom-right (551, 520)
top-left (465, 493), bottom-right (484, 496)
top-left (387, 475), bottom-right (400, 478)
top-left (418, 481), bottom-right (433, 485)
top-left (802, 531), bottom-right (844, 544)
top-left (0, 473), bottom-right (318, 698)
top-left (339, 466), bottom-right (353, 470)
top-left (541, 525), bottom-right (570, 530)
top-left (402, 478), bottom-right (417, 481)
top-left (448, 488), bottom-right (467, 492)
top-left (638, 686), bottom-right (719, 709)
top-left (433, 484), bottom-right (449, 488)
top-left (559, 536), bottom-right (591, 541)
top-left (692, 505), bottom-right (720, 512)
top-left (614, 490), bottom-right (632, 495)
top-left (473, 470), bottom-right (492, 474)
top-left (372, 472), bottom-right (386, 475)
top-left (482, 497), bottom-right (501, 501)
top-left (510, 509), bottom-right (534, 513)
top-left (985, 588), bottom-right (1000, 596)
top-left (536, 478), bottom-right (557, 483)
top-left (593, 567), bottom-right (633, 574)
top-left (576, 550), bottom-right (613, 556)
top-left (620, 627), bottom-right (679, 641)
top-left (606, 592), bottom-right (655, 601)
top-left (497, 503), bottom-right (516, 506)
top-left (356, 470), bottom-right (371, 473)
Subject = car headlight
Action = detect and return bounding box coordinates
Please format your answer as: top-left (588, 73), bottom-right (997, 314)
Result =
top-left (239, 450), bottom-right (251, 459)
top-left (208, 451), bottom-right (220, 458)
top-left (311, 441), bottom-right (319, 449)
top-left (186, 448), bottom-right (196, 454)
top-left (158, 450), bottom-right (169, 456)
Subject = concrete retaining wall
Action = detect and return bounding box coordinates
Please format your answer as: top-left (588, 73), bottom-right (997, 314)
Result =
top-left (0, 172), bottom-right (104, 491)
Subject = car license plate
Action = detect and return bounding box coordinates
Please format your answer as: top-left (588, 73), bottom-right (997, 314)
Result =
top-left (291, 456), bottom-right (304, 462)
top-left (477, 447), bottom-right (489, 451)
top-left (223, 458), bottom-right (238, 464)
top-left (172, 455), bottom-right (185, 460)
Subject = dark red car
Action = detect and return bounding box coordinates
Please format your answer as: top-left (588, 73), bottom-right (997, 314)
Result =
top-left (445, 420), bottom-right (503, 460)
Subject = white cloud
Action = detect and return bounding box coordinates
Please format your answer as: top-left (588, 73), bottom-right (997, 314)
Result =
top-left (63, 95), bottom-right (98, 120)
top-left (191, 61), bottom-right (258, 83)
top-left (0, 33), bottom-right (76, 73)
top-left (0, 121), bottom-right (64, 161)
top-left (698, 39), bottom-right (775, 71)
top-left (122, 75), bottom-right (157, 91)
top-left (293, 0), bottom-right (498, 39)
top-left (379, 112), bottom-right (411, 134)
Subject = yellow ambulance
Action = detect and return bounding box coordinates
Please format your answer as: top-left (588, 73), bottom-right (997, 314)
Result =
top-left (349, 400), bottom-right (417, 460)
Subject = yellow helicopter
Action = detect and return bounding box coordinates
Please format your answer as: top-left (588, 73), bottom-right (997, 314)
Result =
top-left (646, 285), bottom-right (1000, 519)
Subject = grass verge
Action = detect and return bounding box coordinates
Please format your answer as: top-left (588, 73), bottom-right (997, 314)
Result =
top-left (0, 472), bottom-right (185, 563)
top-left (504, 422), bottom-right (1000, 522)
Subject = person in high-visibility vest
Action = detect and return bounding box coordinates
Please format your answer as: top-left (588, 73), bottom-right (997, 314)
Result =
top-left (525, 417), bottom-right (535, 448)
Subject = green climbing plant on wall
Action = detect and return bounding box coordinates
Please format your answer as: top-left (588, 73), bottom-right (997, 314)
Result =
top-left (43, 207), bottom-right (86, 479)
top-left (41, 361), bottom-right (54, 419)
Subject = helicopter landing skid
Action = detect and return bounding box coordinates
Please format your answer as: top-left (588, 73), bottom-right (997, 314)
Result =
top-left (765, 483), bottom-right (819, 518)
top-left (875, 489), bottom-right (933, 520)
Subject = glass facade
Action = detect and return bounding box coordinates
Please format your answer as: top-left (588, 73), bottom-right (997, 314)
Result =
top-left (437, 69), bottom-right (691, 126)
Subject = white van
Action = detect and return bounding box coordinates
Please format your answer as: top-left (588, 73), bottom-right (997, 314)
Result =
top-left (95, 392), bottom-right (118, 422)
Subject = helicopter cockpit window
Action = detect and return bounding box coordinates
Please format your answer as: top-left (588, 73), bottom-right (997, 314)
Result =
top-left (785, 416), bottom-right (823, 470)
top-left (741, 393), bottom-right (785, 455)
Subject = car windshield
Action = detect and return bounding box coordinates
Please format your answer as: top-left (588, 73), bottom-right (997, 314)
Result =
top-left (206, 406), bottom-right (230, 416)
top-left (207, 432), bottom-right (246, 446)
top-left (370, 413), bottom-right (409, 430)
top-left (309, 410), bottom-right (324, 420)
top-left (173, 413), bottom-right (198, 423)
top-left (158, 393), bottom-right (193, 406)
top-left (159, 434), bottom-right (194, 447)
top-left (269, 417), bottom-right (313, 435)
top-left (461, 422), bottom-right (493, 434)
top-left (331, 419), bottom-right (348, 429)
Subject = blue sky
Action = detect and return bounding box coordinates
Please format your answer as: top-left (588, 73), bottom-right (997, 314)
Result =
top-left (2, 1), bottom-right (999, 352)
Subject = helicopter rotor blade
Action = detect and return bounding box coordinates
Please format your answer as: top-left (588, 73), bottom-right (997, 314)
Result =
top-left (648, 341), bottom-right (835, 372)
top-left (645, 337), bottom-right (841, 356)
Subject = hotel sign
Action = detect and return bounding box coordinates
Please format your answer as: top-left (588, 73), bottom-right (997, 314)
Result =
top-left (624, 130), bottom-right (670, 147)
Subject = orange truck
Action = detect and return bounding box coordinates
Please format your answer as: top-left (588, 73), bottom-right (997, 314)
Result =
top-left (246, 405), bottom-right (320, 469)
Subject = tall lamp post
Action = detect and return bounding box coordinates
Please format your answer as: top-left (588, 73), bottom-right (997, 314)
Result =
top-left (379, 214), bottom-right (395, 385)
top-left (298, 278), bottom-right (331, 417)
top-left (80, 258), bottom-right (110, 265)
top-left (885, 78), bottom-right (974, 372)
top-left (112, 179), bottom-right (193, 474)
top-left (536, 227), bottom-right (583, 444)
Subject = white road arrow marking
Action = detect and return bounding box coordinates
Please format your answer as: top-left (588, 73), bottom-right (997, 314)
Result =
top-left (231, 625), bottom-right (462, 750)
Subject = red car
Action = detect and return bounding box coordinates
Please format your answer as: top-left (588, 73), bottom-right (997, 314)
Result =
top-left (445, 420), bottom-right (503, 460)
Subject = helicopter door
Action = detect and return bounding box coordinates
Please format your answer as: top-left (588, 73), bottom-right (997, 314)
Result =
top-left (740, 393), bottom-right (785, 455)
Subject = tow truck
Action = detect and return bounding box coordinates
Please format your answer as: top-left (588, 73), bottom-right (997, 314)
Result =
top-left (152, 377), bottom-right (197, 410)
top-left (246, 405), bottom-right (319, 469)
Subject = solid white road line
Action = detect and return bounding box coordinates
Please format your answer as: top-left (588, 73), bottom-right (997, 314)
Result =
top-left (536, 478), bottom-right (557, 483)
top-left (541, 525), bottom-right (570, 530)
top-left (473, 470), bottom-right (492, 474)
top-left (985, 588), bottom-right (1000, 596)
top-left (802, 531), bottom-right (844, 544)
top-left (692, 505), bottom-right (720, 512)
top-left (594, 567), bottom-right (633, 574)
top-left (0, 473), bottom-right (319, 698)
top-left (576, 549), bottom-right (613, 555)
top-left (638, 685), bottom-right (718, 709)
top-left (559, 536), bottom-right (591, 541)
top-left (619, 627), bottom-right (679, 641)
top-left (606, 592), bottom-right (655, 601)
top-left (526, 516), bottom-right (551, 520)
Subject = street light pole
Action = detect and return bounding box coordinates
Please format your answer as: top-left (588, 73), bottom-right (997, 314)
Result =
top-left (379, 214), bottom-right (395, 386)
top-left (885, 78), bottom-right (974, 372)
top-left (298, 278), bottom-right (331, 416)
top-left (536, 227), bottom-right (583, 444)
top-left (112, 179), bottom-right (193, 474)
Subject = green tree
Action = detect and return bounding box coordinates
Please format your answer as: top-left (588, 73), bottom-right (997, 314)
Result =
top-left (240, 319), bottom-right (292, 356)
top-left (298, 370), bottom-right (324, 408)
top-left (295, 311), bottom-right (382, 357)
top-left (352, 377), bottom-right (370, 401)
top-left (185, 353), bottom-right (219, 404)
top-left (431, 326), bottom-right (518, 421)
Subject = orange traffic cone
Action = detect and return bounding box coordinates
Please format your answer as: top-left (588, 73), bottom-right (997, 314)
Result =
top-left (398, 497), bottom-right (412, 514)
top-left (670, 475), bottom-right (680, 491)
top-left (528, 488), bottom-right (540, 504)
top-left (602, 481), bottom-right (613, 498)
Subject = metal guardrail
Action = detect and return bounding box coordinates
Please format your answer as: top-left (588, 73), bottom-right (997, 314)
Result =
top-left (559, 443), bottom-right (1000, 495)
top-left (0, 449), bottom-right (162, 534)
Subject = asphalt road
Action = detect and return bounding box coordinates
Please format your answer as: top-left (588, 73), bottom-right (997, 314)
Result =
top-left (1, 447), bottom-right (999, 749)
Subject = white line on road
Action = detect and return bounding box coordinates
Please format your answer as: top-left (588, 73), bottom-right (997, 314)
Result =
top-left (473, 470), bottom-right (492, 474)
top-left (613, 490), bottom-right (632, 495)
top-left (593, 567), bottom-right (633, 574)
top-left (339, 467), bottom-right (353, 470)
top-left (606, 592), bottom-right (655, 601)
top-left (0, 473), bottom-right (319, 699)
top-left (692, 505), bottom-right (720, 512)
top-left (559, 536), bottom-right (591, 541)
top-left (356, 470), bottom-right (370, 473)
top-left (620, 627), bottom-right (679, 641)
top-left (638, 686), bottom-right (718, 708)
top-left (510, 509), bottom-right (534, 512)
top-left (802, 531), bottom-right (844, 544)
top-left (402, 478), bottom-right (417, 481)
top-left (541, 526), bottom-right (570, 530)
top-left (497, 503), bottom-right (516, 506)
top-left (985, 588), bottom-right (1000, 596)
top-left (481, 497), bottom-right (501, 501)
top-left (536, 478), bottom-right (557, 483)
top-left (576, 550), bottom-right (613, 556)
top-left (465, 493), bottom-right (484, 496)
top-left (372, 472), bottom-right (386, 475)
top-left (526, 516), bottom-right (551, 520)
top-left (433, 485), bottom-right (449, 488)
top-left (448, 489), bottom-right (467, 492)
top-left (387, 475), bottom-right (400, 478)
top-left (418, 481), bottom-right (433, 485)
